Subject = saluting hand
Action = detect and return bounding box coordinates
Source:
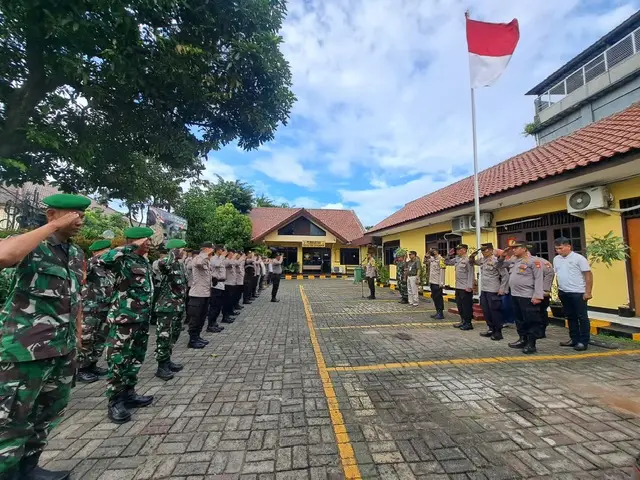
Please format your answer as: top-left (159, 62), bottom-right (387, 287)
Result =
top-left (52, 212), bottom-right (81, 230)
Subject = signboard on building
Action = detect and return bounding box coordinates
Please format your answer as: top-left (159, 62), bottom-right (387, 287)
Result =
top-left (302, 240), bottom-right (326, 247)
top-left (147, 206), bottom-right (187, 246)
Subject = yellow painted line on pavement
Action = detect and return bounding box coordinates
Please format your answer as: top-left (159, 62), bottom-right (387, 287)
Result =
top-left (317, 321), bottom-right (457, 330)
top-left (326, 349), bottom-right (640, 373)
top-left (299, 285), bottom-right (362, 480)
top-left (312, 309), bottom-right (437, 317)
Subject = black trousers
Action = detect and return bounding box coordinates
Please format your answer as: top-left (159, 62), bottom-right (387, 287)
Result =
top-left (479, 291), bottom-right (504, 332)
top-left (243, 277), bottom-right (254, 303)
top-left (222, 287), bottom-right (235, 316)
top-left (430, 283), bottom-right (444, 312)
top-left (455, 289), bottom-right (473, 324)
top-left (559, 291), bottom-right (590, 345)
top-left (512, 296), bottom-right (544, 339)
top-left (234, 284), bottom-right (243, 306)
top-left (366, 277), bottom-right (375, 298)
top-left (252, 275), bottom-right (260, 296)
top-left (271, 275), bottom-right (281, 299)
top-left (187, 296), bottom-right (209, 337)
top-left (207, 288), bottom-right (224, 327)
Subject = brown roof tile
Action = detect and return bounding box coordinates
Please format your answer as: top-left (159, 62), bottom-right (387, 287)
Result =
top-left (249, 207), bottom-right (365, 243)
top-left (369, 102), bottom-right (640, 233)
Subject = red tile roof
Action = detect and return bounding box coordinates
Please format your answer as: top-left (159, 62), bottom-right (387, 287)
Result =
top-left (369, 102), bottom-right (640, 233)
top-left (249, 207), bottom-right (365, 243)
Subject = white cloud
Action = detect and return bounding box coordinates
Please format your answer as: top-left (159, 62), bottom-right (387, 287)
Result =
top-left (291, 196), bottom-right (321, 208)
top-left (270, 0), bottom-right (638, 223)
top-left (322, 202), bottom-right (345, 209)
top-left (252, 150), bottom-right (317, 188)
top-left (180, 155), bottom-right (237, 191)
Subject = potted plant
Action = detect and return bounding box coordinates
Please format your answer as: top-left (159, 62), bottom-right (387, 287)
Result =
top-left (585, 231), bottom-right (631, 316)
top-left (374, 258), bottom-right (390, 286)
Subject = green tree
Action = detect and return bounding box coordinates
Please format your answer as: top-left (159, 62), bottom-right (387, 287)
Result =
top-left (0, 0), bottom-right (295, 206)
top-left (79, 208), bottom-right (128, 239)
top-left (176, 187), bottom-right (214, 248)
top-left (254, 194), bottom-right (290, 208)
top-left (209, 203), bottom-right (252, 251)
top-left (204, 176), bottom-right (254, 214)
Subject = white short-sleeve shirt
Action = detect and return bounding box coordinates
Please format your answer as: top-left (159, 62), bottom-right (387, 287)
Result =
top-left (553, 251), bottom-right (591, 293)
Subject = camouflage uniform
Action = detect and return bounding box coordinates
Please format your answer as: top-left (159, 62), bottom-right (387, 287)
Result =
top-left (396, 259), bottom-right (408, 301)
top-left (102, 245), bottom-right (154, 399)
top-left (154, 249), bottom-right (187, 362)
top-left (0, 267), bottom-right (15, 304)
top-left (0, 235), bottom-right (83, 474)
top-left (79, 255), bottom-right (115, 368)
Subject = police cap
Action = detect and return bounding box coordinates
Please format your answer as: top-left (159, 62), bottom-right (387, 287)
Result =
top-left (455, 244), bottom-right (469, 250)
top-left (200, 241), bottom-right (214, 248)
top-left (89, 239), bottom-right (111, 252)
top-left (480, 243), bottom-right (493, 251)
top-left (124, 226), bottom-right (154, 239)
top-left (42, 194), bottom-right (92, 211)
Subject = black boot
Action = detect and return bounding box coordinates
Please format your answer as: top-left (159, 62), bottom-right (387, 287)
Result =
top-left (221, 316), bottom-right (234, 324)
top-left (522, 337), bottom-right (537, 354)
top-left (124, 388), bottom-right (153, 408)
top-left (188, 336), bottom-right (206, 349)
top-left (168, 360), bottom-right (184, 372)
top-left (459, 323), bottom-right (474, 331)
top-left (108, 391), bottom-right (131, 424)
top-left (77, 367), bottom-right (99, 383)
top-left (432, 311), bottom-right (444, 320)
top-left (198, 336), bottom-right (210, 344)
top-left (491, 330), bottom-right (504, 341)
top-left (508, 336), bottom-right (526, 348)
top-left (88, 362), bottom-right (108, 376)
top-left (235, 304), bottom-right (244, 310)
top-left (19, 453), bottom-right (70, 480)
top-left (479, 330), bottom-right (493, 337)
top-left (155, 361), bottom-right (174, 381)
top-left (452, 322), bottom-right (464, 328)
top-left (270, 298), bottom-right (279, 303)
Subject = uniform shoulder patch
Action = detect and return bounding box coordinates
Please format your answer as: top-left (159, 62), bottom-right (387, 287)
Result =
top-left (535, 261), bottom-right (541, 268)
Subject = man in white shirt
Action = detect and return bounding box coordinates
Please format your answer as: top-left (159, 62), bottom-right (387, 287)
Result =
top-left (553, 237), bottom-right (593, 351)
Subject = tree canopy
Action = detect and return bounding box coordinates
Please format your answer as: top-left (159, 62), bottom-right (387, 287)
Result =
top-left (254, 194), bottom-right (289, 208)
top-left (209, 203), bottom-right (252, 251)
top-left (0, 0), bottom-right (295, 206)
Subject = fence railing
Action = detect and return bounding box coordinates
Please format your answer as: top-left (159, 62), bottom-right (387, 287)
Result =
top-left (535, 25), bottom-right (640, 114)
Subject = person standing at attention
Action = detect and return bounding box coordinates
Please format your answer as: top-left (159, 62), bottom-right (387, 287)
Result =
top-left (102, 227), bottom-right (156, 424)
top-left (427, 248), bottom-right (446, 320)
top-left (406, 251), bottom-right (421, 306)
top-left (553, 237), bottom-right (593, 351)
top-left (0, 193), bottom-right (89, 480)
top-left (271, 253), bottom-right (283, 302)
top-left (186, 243), bottom-right (214, 349)
top-left (470, 243), bottom-right (508, 341)
top-left (363, 253), bottom-right (377, 300)
top-left (445, 244), bottom-right (475, 330)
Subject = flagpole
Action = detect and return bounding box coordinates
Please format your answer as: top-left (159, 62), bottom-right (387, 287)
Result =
top-left (470, 87), bottom-right (482, 253)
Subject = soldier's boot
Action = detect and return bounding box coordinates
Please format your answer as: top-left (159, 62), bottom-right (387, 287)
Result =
top-left (19, 453), bottom-right (70, 480)
top-left (168, 360), bottom-right (184, 372)
top-left (198, 336), bottom-right (210, 344)
top-left (221, 315), bottom-right (234, 324)
top-left (432, 311), bottom-right (445, 320)
top-left (491, 330), bottom-right (504, 341)
top-left (108, 391), bottom-right (132, 424)
top-left (522, 337), bottom-right (537, 354)
top-left (459, 322), bottom-right (474, 331)
top-left (88, 362), bottom-right (108, 376)
top-left (508, 336), bottom-right (526, 349)
top-left (155, 361), bottom-right (175, 381)
top-left (124, 388), bottom-right (154, 408)
top-left (188, 335), bottom-right (206, 349)
top-left (77, 367), bottom-right (99, 383)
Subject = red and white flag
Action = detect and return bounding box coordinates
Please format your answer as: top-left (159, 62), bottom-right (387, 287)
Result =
top-left (466, 16), bottom-right (520, 88)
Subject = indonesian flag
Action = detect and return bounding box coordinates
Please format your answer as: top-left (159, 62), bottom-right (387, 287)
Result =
top-left (466, 15), bottom-right (520, 88)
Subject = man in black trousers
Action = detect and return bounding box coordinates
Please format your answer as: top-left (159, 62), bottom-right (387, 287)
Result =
top-left (243, 251), bottom-right (255, 304)
top-left (271, 252), bottom-right (283, 303)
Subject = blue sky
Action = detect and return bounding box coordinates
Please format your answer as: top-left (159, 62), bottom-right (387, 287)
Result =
top-left (181, 0), bottom-right (639, 227)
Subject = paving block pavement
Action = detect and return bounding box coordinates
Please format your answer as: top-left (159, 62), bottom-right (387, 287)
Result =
top-left (44, 280), bottom-right (640, 479)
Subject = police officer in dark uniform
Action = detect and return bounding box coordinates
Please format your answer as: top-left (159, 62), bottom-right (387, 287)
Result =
top-left (470, 243), bottom-right (508, 340)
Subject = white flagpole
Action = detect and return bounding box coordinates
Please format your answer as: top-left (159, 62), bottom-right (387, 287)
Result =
top-left (470, 87), bottom-right (482, 253)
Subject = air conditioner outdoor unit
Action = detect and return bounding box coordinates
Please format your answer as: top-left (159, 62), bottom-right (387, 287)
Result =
top-left (451, 216), bottom-right (472, 232)
top-left (333, 266), bottom-right (344, 274)
top-left (566, 187), bottom-right (611, 214)
top-left (469, 212), bottom-right (493, 229)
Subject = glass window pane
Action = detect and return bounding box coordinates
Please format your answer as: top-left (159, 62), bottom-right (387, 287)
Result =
top-left (541, 230), bottom-right (547, 240)
top-left (572, 227), bottom-right (580, 238)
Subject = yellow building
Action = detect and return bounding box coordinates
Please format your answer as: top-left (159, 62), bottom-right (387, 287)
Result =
top-left (367, 103), bottom-right (640, 316)
top-left (248, 207), bottom-right (369, 275)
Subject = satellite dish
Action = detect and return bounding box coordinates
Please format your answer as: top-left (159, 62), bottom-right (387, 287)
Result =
top-left (568, 191), bottom-right (591, 211)
top-left (102, 230), bottom-right (115, 239)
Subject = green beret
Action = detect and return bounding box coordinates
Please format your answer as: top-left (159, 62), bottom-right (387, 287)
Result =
top-left (166, 239), bottom-right (187, 249)
top-left (42, 194), bottom-right (91, 211)
top-left (89, 239), bottom-right (112, 252)
top-left (124, 226), bottom-right (154, 239)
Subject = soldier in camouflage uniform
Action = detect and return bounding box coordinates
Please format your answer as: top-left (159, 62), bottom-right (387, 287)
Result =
top-left (395, 250), bottom-right (409, 304)
top-left (154, 239), bottom-right (188, 381)
top-left (102, 227), bottom-right (155, 424)
top-left (0, 193), bottom-right (90, 480)
top-left (77, 239), bottom-right (114, 384)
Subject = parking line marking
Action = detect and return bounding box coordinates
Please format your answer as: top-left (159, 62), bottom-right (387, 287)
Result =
top-left (312, 309), bottom-right (437, 317)
top-left (325, 349), bottom-right (640, 372)
top-left (317, 321), bottom-right (456, 330)
top-left (300, 285), bottom-right (362, 479)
